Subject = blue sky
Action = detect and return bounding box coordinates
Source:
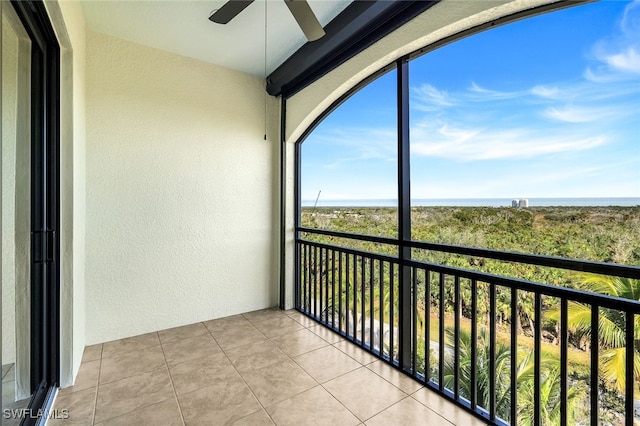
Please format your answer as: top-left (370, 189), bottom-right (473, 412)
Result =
top-left (301, 0), bottom-right (640, 202)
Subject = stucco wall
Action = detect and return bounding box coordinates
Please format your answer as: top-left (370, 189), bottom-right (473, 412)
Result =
top-left (85, 30), bottom-right (279, 344)
top-left (47, 0), bottom-right (88, 386)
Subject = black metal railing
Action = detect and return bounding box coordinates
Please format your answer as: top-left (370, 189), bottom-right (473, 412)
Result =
top-left (295, 228), bottom-right (640, 426)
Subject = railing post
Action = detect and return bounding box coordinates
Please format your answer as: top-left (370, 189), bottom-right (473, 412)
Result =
top-left (283, 97), bottom-right (290, 310)
top-left (397, 57), bottom-right (412, 370)
top-left (590, 305), bottom-right (599, 425)
top-left (625, 310), bottom-right (635, 426)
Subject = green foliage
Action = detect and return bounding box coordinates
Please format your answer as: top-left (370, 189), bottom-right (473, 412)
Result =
top-left (302, 206), bottom-right (640, 269)
top-left (302, 205), bottom-right (640, 340)
top-left (301, 205), bottom-right (639, 423)
top-left (548, 274), bottom-right (640, 393)
top-left (437, 326), bottom-right (586, 425)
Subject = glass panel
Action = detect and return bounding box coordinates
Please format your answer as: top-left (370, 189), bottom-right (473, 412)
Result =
top-left (300, 69), bottom-right (398, 248)
top-left (409, 0), bottom-right (640, 268)
top-left (2, 3), bottom-right (33, 420)
top-left (408, 2), bottom-right (639, 424)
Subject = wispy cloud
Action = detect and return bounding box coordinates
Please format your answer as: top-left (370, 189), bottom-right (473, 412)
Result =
top-left (542, 105), bottom-right (617, 123)
top-left (413, 82), bottom-right (528, 109)
top-left (586, 0), bottom-right (640, 80)
top-left (311, 115), bottom-right (612, 165)
top-left (621, 1), bottom-right (640, 36)
top-left (410, 123), bottom-right (609, 161)
top-left (411, 83), bottom-right (455, 111)
top-left (468, 82), bottom-right (522, 100)
top-left (405, 6), bottom-right (640, 155)
top-left (588, 47), bottom-right (640, 80)
top-left (411, 160), bottom-right (636, 199)
top-left (604, 47), bottom-right (640, 74)
top-left (531, 85), bottom-right (561, 99)
top-left (305, 127), bottom-right (396, 169)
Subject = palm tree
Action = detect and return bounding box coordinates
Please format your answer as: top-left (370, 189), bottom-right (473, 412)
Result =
top-left (516, 352), bottom-right (585, 425)
top-left (442, 327), bottom-right (585, 424)
top-left (442, 327), bottom-right (513, 419)
top-left (560, 274), bottom-right (640, 393)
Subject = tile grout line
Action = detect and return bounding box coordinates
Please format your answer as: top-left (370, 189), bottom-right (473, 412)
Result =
top-left (94, 333), bottom-right (178, 424)
top-left (267, 327), bottom-right (332, 358)
top-left (82, 313), bottom-right (306, 425)
top-left (245, 316), bottom-right (317, 426)
top-left (363, 361), bottom-right (423, 395)
top-left (96, 343), bottom-right (166, 387)
top-left (328, 338), bottom-right (461, 425)
top-left (93, 311), bottom-right (437, 426)
top-left (337, 344), bottom-right (416, 422)
top-left (83, 311), bottom-right (475, 426)
top-left (217, 310), bottom-right (332, 424)
top-left (297, 313), bottom-right (471, 424)
top-left (249, 349), bottom-right (323, 423)
top-left (99, 323), bottom-right (232, 424)
top-left (271, 313), bottom-right (371, 423)
top-left (331, 340), bottom-right (378, 368)
top-left (286, 349), bottom-right (363, 424)
top-left (323, 371), bottom-right (410, 425)
top-left (406, 394), bottom-right (457, 426)
top-left (288, 334), bottom-right (414, 425)
top-left (208, 326), bottom-right (278, 425)
top-left (319, 383), bottom-right (363, 426)
top-left (409, 388), bottom-right (481, 426)
top-left (90, 344), bottom-right (104, 425)
top-left (360, 395), bottom-right (418, 424)
top-left (159, 332), bottom-right (187, 426)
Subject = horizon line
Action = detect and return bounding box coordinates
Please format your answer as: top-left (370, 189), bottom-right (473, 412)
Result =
top-left (301, 196), bottom-right (640, 201)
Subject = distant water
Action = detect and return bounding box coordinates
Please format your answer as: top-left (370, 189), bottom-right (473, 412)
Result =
top-left (301, 197), bottom-right (640, 207)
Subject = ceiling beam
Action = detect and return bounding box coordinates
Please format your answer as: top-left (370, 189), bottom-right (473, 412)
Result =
top-left (266, 0), bottom-right (440, 98)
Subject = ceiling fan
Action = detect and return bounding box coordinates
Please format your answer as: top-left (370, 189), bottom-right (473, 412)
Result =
top-left (209, 0), bottom-right (326, 42)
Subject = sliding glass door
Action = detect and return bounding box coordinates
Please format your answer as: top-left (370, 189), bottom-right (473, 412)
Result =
top-left (2, 1), bottom-right (60, 424)
top-left (2, 2), bottom-right (34, 421)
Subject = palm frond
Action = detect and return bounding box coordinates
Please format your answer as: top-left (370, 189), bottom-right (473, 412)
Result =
top-left (597, 312), bottom-right (627, 348)
top-left (600, 347), bottom-right (627, 393)
top-left (565, 301), bottom-right (593, 334)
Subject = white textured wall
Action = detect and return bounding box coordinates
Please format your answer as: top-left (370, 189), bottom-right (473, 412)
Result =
top-left (47, 0), bottom-right (88, 386)
top-left (85, 30), bottom-right (279, 344)
top-left (282, 0), bottom-right (562, 303)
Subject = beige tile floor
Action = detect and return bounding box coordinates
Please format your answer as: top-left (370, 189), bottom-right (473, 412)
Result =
top-left (49, 308), bottom-right (490, 426)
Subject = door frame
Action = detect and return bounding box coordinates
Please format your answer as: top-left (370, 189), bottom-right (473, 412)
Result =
top-left (8, 0), bottom-right (60, 423)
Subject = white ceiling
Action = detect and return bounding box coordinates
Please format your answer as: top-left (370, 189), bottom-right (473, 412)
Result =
top-left (81, 0), bottom-right (353, 77)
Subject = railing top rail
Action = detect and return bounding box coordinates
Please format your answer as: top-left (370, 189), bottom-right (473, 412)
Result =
top-left (297, 227), bottom-right (640, 280)
top-left (298, 238), bottom-right (640, 312)
top-left (298, 237), bottom-right (398, 264)
top-left (408, 240), bottom-right (640, 280)
top-left (297, 226), bottom-right (397, 245)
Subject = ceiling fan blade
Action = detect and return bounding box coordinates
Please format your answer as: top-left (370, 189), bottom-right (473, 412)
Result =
top-left (284, 0), bottom-right (325, 42)
top-left (209, 0), bottom-right (255, 24)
